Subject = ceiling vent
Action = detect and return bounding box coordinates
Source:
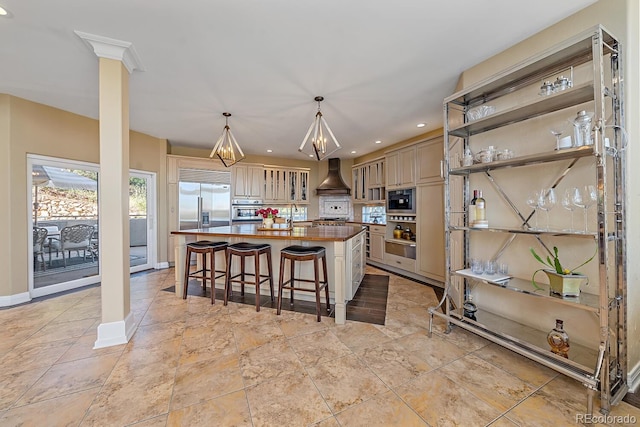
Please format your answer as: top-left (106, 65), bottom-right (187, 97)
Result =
top-left (316, 158), bottom-right (351, 196)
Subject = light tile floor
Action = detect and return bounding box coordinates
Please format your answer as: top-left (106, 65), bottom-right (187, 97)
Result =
top-left (1, 266), bottom-right (638, 426)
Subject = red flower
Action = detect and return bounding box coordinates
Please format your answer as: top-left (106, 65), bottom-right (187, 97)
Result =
top-left (257, 207), bottom-right (278, 218)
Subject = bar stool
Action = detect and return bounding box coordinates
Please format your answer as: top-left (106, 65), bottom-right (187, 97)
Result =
top-left (277, 245), bottom-right (330, 322)
top-left (183, 240), bottom-right (228, 304)
top-left (224, 242), bottom-right (274, 312)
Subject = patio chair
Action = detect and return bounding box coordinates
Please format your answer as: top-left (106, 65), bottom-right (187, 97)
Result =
top-left (49, 224), bottom-right (95, 267)
top-left (33, 227), bottom-right (48, 271)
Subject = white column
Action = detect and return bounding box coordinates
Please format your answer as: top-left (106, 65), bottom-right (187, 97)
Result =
top-left (75, 32), bottom-right (143, 348)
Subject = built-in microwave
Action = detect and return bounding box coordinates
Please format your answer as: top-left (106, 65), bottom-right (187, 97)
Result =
top-left (387, 188), bottom-right (415, 214)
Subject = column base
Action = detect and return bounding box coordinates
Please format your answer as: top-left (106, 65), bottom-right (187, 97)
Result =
top-left (94, 311), bottom-right (136, 349)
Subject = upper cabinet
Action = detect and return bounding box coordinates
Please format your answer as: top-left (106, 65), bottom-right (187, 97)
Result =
top-left (264, 167), bottom-right (289, 203)
top-left (232, 164), bottom-right (264, 199)
top-left (386, 146), bottom-right (416, 189)
top-left (416, 137), bottom-right (444, 184)
top-left (288, 168), bottom-right (310, 203)
top-left (352, 158), bottom-right (385, 203)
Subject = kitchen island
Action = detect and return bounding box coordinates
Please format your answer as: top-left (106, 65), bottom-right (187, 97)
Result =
top-left (171, 224), bottom-right (366, 324)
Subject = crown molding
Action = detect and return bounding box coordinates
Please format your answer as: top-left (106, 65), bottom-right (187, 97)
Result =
top-left (74, 30), bottom-right (144, 73)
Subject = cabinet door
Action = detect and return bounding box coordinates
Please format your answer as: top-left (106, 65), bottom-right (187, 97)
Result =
top-left (416, 138), bottom-right (444, 184)
top-left (232, 165), bottom-right (248, 197)
top-left (264, 168), bottom-right (288, 203)
top-left (351, 165), bottom-right (368, 202)
top-left (247, 166), bottom-right (264, 198)
top-left (297, 170), bottom-right (309, 202)
top-left (399, 146), bottom-right (416, 186)
top-left (386, 152), bottom-right (399, 188)
top-left (417, 182), bottom-right (445, 281)
top-left (369, 232), bottom-right (385, 262)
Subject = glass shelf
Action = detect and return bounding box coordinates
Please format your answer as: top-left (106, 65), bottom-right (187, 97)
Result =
top-left (453, 269), bottom-right (601, 312)
top-left (448, 309), bottom-right (599, 374)
top-left (449, 225), bottom-right (597, 239)
top-left (449, 83), bottom-right (595, 138)
top-left (449, 146), bottom-right (593, 175)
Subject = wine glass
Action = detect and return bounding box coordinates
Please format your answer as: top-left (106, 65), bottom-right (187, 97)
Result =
top-left (525, 190), bottom-right (540, 230)
top-left (572, 185), bottom-right (597, 233)
top-left (538, 188), bottom-right (557, 231)
top-left (550, 129), bottom-right (563, 150)
top-left (561, 188), bottom-right (578, 231)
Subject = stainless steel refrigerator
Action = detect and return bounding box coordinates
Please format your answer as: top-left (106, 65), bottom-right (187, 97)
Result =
top-left (178, 170), bottom-right (231, 230)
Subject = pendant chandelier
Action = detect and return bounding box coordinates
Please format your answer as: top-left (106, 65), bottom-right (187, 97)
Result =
top-left (298, 96), bottom-right (341, 160)
top-left (209, 112), bottom-right (245, 167)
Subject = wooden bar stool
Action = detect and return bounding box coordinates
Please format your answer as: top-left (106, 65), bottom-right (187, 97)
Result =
top-left (183, 240), bottom-right (228, 304)
top-left (277, 245), bottom-right (330, 322)
top-left (224, 242), bottom-right (274, 312)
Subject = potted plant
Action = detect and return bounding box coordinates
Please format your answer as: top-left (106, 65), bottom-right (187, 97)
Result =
top-left (530, 245), bottom-right (596, 297)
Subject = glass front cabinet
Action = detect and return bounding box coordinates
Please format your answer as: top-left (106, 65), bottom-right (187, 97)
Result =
top-left (429, 25), bottom-right (627, 414)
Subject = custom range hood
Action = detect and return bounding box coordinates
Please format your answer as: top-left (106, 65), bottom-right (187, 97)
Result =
top-left (316, 158), bottom-right (351, 196)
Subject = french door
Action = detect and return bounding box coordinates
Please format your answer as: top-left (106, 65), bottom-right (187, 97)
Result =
top-left (28, 155), bottom-right (157, 297)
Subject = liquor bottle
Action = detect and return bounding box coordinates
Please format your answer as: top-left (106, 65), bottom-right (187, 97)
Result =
top-left (468, 190), bottom-right (478, 227)
top-left (547, 319), bottom-right (570, 358)
top-left (474, 190), bottom-right (488, 228)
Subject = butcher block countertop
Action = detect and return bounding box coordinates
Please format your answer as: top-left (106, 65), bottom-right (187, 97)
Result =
top-left (171, 223), bottom-right (366, 242)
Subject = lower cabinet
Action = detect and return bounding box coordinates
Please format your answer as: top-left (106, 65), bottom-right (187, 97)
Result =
top-left (416, 182), bottom-right (445, 282)
top-left (368, 225), bottom-right (385, 263)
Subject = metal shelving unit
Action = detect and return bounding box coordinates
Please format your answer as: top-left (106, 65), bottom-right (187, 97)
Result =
top-left (429, 25), bottom-right (626, 414)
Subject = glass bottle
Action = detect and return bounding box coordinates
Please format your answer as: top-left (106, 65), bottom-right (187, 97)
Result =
top-left (547, 319), bottom-right (570, 358)
top-left (572, 110), bottom-right (593, 147)
top-left (468, 190), bottom-right (478, 227)
top-left (474, 190), bottom-right (487, 227)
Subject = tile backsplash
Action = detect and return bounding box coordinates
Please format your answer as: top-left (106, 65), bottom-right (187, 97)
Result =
top-left (319, 196), bottom-right (353, 219)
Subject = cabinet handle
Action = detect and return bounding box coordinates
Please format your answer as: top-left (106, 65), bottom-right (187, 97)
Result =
top-left (440, 160), bottom-right (444, 179)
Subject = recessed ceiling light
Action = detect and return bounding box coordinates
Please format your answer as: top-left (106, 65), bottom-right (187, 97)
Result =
top-left (309, 154), bottom-right (314, 157)
top-left (267, 149), bottom-right (272, 153)
top-left (417, 123), bottom-right (426, 128)
top-left (375, 140), bottom-right (382, 144)
top-left (0, 6), bottom-right (8, 16)
top-left (351, 150), bottom-right (357, 154)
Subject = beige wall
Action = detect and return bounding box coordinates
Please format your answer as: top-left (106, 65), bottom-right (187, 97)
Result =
top-left (458, 0), bottom-right (639, 385)
top-left (0, 95), bottom-right (169, 298)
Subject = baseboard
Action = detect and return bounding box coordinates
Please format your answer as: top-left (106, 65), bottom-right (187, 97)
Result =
top-left (94, 311), bottom-right (137, 349)
top-left (628, 362), bottom-right (640, 393)
top-left (0, 292), bottom-right (31, 307)
top-left (155, 261), bottom-right (170, 269)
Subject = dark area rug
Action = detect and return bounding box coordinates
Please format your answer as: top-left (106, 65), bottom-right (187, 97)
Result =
top-left (162, 273), bottom-right (389, 326)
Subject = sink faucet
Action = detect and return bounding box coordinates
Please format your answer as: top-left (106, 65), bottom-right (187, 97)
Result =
top-left (289, 203), bottom-right (298, 226)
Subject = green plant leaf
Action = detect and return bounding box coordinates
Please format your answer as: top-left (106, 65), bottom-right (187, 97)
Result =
top-left (569, 243), bottom-right (598, 273)
top-left (531, 268), bottom-right (545, 291)
top-left (530, 248), bottom-right (552, 267)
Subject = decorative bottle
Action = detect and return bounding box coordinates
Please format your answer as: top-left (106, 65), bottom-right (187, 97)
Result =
top-left (474, 190), bottom-right (488, 228)
top-left (547, 319), bottom-right (570, 358)
top-left (468, 190), bottom-right (478, 227)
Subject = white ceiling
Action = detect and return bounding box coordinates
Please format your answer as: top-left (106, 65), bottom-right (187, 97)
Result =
top-left (0, 0), bottom-right (596, 160)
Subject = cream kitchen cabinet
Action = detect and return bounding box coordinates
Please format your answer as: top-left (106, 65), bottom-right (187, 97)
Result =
top-left (352, 157), bottom-right (385, 203)
top-left (264, 167), bottom-right (289, 203)
top-left (232, 164), bottom-right (263, 199)
top-left (416, 182), bottom-right (445, 282)
top-left (416, 137), bottom-right (444, 184)
top-left (386, 146), bottom-right (415, 189)
top-left (287, 168), bottom-right (310, 204)
top-left (368, 225), bottom-right (385, 263)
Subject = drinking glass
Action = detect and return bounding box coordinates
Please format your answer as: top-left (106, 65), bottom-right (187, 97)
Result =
top-left (525, 190), bottom-right (540, 230)
top-left (561, 188), bottom-right (578, 231)
top-left (572, 185), bottom-right (597, 233)
top-left (538, 188), bottom-right (556, 231)
top-left (550, 128), bottom-right (563, 150)
top-left (485, 260), bottom-right (498, 275)
top-left (470, 258), bottom-right (484, 274)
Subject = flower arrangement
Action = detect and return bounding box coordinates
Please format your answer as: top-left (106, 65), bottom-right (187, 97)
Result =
top-left (257, 207), bottom-right (278, 219)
